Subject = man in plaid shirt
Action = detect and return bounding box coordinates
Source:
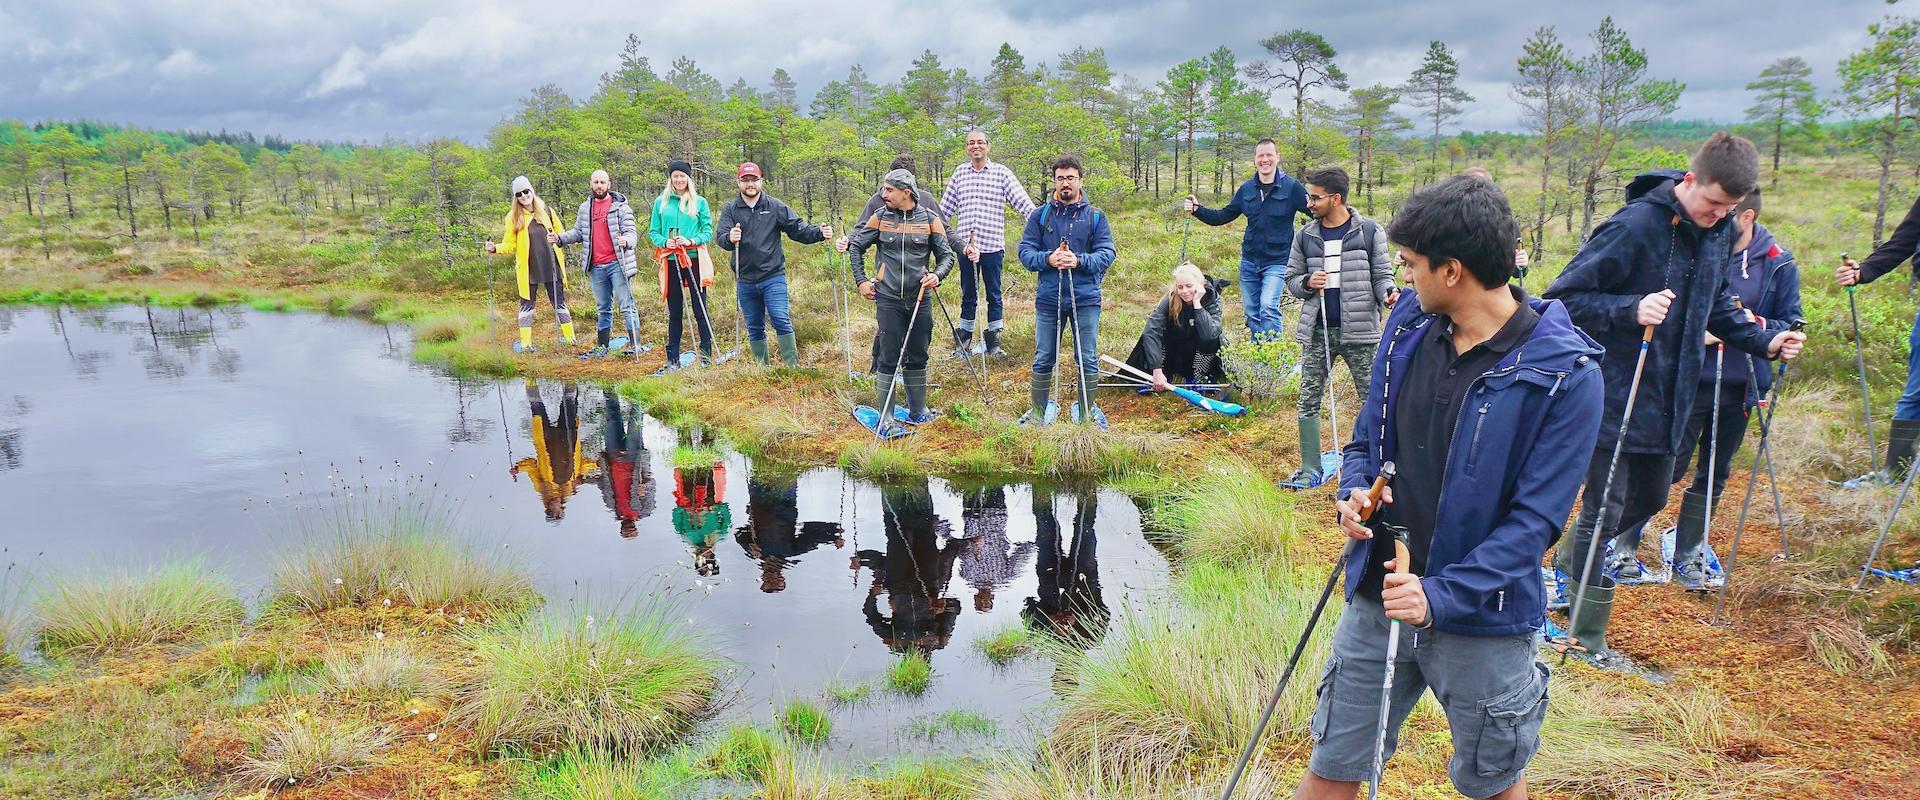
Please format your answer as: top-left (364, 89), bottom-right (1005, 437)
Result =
top-left (941, 129), bottom-right (1038, 358)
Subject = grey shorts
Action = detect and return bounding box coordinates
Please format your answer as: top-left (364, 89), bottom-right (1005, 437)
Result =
top-left (1307, 594), bottom-right (1549, 798)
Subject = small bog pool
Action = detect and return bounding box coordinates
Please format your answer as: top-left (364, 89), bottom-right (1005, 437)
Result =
top-left (0, 304), bottom-right (1172, 761)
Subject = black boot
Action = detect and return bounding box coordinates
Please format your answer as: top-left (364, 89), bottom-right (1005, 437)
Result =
top-left (904, 368), bottom-right (932, 422)
top-left (1890, 419), bottom-right (1920, 482)
top-left (984, 328), bottom-right (1009, 358)
top-left (949, 330), bottom-right (973, 360)
top-left (1669, 489), bottom-right (1712, 588)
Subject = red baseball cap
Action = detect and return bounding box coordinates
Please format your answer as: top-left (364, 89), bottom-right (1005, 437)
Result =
top-left (737, 162), bottom-right (762, 179)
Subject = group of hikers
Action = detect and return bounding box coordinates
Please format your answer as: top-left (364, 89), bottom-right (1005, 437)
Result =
top-left (482, 124), bottom-right (1920, 799)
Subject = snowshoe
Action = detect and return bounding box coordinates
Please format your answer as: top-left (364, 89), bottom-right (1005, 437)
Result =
top-left (892, 407), bottom-right (942, 426)
top-left (1543, 566), bottom-right (1571, 613)
top-left (1069, 403), bottom-right (1109, 430)
top-left (579, 345), bottom-right (611, 360)
top-left (1319, 450), bottom-right (1342, 478)
top-left (1017, 401), bottom-right (1061, 427)
top-left (513, 341), bottom-right (537, 354)
top-left (1278, 467), bottom-right (1327, 491)
top-left (853, 405), bottom-right (915, 440)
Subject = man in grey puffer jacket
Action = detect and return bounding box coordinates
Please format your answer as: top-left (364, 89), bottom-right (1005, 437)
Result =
top-left (555, 170), bottom-right (646, 358)
top-left (846, 169), bottom-right (956, 438)
top-left (1281, 166), bottom-right (1398, 489)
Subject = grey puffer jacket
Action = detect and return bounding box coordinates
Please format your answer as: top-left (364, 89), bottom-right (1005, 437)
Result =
top-left (556, 191), bottom-right (641, 276)
top-left (1285, 209), bottom-right (1395, 346)
top-left (846, 201), bottom-right (956, 302)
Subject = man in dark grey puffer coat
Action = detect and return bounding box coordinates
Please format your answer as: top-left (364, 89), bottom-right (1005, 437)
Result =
top-left (1281, 166), bottom-right (1397, 489)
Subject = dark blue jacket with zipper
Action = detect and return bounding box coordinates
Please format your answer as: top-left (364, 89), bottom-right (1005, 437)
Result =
top-left (1339, 291), bottom-right (1605, 637)
top-left (1018, 197), bottom-right (1116, 313)
top-left (1707, 222), bottom-right (1802, 406)
top-left (1192, 172), bottom-right (1311, 267)
top-left (1543, 170), bottom-right (1776, 456)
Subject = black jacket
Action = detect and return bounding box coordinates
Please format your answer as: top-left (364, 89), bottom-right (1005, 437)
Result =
top-left (1858, 193), bottom-right (1920, 285)
top-left (846, 201), bottom-right (956, 302)
top-left (1136, 279), bottom-right (1226, 371)
top-left (1544, 170), bottom-right (1775, 455)
top-left (715, 194), bottom-right (826, 284)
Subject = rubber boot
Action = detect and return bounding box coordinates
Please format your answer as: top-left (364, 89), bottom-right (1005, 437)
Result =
top-left (874, 371), bottom-right (899, 421)
top-left (597, 328), bottom-right (611, 347)
top-left (1298, 416), bottom-right (1322, 476)
top-left (1567, 581), bottom-right (1616, 656)
top-left (1669, 488), bottom-right (1712, 569)
top-left (1075, 370), bottom-right (1104, 427)
top-left (950, 329), bottom-right (973, 360)
top-left (698, 341), bottom-right (715, 366)
top-left (748, 338), bottom-right (770, 365)
top-left (1025, 371), bottom-right (1053, 423)
top-left (776, 332), bottom-right (799, 366)
top-left (905, 369), bottom-right (930, 420)
top-left (1889, 419), bottom-right (1920, 482)
top-left (984, 329), bottom-right (1008, 358)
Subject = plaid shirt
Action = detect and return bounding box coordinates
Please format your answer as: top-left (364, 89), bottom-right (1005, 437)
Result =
top-left (939, 159), bottom-right (1037, 254)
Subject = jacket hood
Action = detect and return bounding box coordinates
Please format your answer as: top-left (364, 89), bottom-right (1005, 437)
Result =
top-left (1624, 169), bottom-right (1686, 206)
top-left (1741, 222), bottom-right (1779, 265)
top-left (1296, 207), bottom-right (1367, 241)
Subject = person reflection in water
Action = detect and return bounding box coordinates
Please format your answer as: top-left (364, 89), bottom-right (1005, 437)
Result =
top-left (509, 380), bottom-right (591, 521)
top-left (594, 388), bottom-right (655, 539)
top-left (672, 459), bottom-right (730, 576)
top-left (953, 485), bottom-right (1032, 613)
top-left (735, 471), bottom-right (844, 593)
top-left (1023, 485), bottom-right (1109, 646)
top-left (857, 481), bottom-right (962, 655)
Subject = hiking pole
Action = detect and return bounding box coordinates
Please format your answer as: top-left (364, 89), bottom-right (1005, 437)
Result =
top-left (1366, 525), bottom-right (1415, 800)
top-left (1220, 464), bottom-right (1395, 800)
top-left (1319, 283), bottom-right (1340, 478)
top-left (874, 283), bottom-right (929, 440)
top-left (836, 216), bottom-right (857, 381)
top-left (1693, 299), bottom-right (1731, 595)
top-left (932, 284), bottom-right (993, 408)
top-left (1556, 321), bottom-right (1657, 662)
top-left (1716, 324), bottom-right (1802, 623)
top-left (1179, 214), bottom-right (1192, 264)
top-left (1843, 254), bottom-right (1879, 474)
top-left (675, 235), bottom-right (727, 365)
top-left (1855, 444), bottom-right (1920, 590)
top-left (1060, 237), bottom-right (1094, 425)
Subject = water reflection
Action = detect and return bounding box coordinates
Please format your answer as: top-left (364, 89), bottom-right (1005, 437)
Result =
top-left (859, 481), bottom-right (962, 655)
top-left (735, 471), bottom-right (844, 593)
top-left (956, 486), bottom-right (1029, 614)
top-left (591, 388), bottom-right (655, 539)
top-left (510, 379), bottom-right (588, 521)
top-left (672, 437), bottom-right (730, 576)
top-left (1024, 486), bottom-right (1110, 646)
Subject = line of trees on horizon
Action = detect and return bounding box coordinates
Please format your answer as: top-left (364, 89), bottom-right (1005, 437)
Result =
top-left (2, 15), bottom-right (1914, 267)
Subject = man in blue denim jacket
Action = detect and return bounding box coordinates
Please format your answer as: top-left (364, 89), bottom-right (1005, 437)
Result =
top-left (1296, 176), bottom-right (1603, 800)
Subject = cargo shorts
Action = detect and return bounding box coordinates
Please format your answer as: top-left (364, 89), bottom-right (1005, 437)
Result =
top-left (1306, 594), bottom-right (1550, 798)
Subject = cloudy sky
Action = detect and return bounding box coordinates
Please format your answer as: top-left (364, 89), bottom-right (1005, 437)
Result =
top-left (0, 0), bottom-right (1904, 144)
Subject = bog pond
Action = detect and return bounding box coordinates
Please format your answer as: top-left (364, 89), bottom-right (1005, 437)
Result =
top-left (0, 304), bottom-right (1174, 764)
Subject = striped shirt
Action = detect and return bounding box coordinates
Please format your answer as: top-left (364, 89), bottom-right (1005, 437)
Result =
top-left (939, 159), bottom-right (1037, 254)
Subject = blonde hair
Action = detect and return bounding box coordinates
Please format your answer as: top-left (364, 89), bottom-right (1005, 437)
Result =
top-left (659, 173), bottom-right (701, 217)
top-left (1169, 262), bottom-right (1206, 326)
top-left (508, 192), bottom-right (552, 233)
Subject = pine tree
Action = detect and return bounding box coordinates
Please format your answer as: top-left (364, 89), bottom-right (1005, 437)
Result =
top-left (1745, 57), bottom-right (1822, 183)
top-left (1401, 41), bottom-right (1474, 182)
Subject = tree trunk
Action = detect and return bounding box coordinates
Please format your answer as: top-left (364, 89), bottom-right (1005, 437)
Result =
top-left (60, 165), bottom-right (75, 218)
top-left (1534, 139), bottom-right (1552, 257)
top-left (123, 166), bottom-right (138, 240)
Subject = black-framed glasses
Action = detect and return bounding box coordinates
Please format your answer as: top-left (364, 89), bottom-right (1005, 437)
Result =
top-left (515, 189), bottom-right (532, 197)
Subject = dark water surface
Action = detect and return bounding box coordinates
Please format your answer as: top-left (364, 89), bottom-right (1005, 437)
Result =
top-left (0, 304), bottom-right (1171, 762)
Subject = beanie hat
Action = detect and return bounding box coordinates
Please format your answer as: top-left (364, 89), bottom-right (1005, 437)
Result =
top-left (667, 160), bottom-right (693, 178)
top-left (510, 175), bottom-right (533, 197)
top-left (883, 168), bottom-right (917, 195)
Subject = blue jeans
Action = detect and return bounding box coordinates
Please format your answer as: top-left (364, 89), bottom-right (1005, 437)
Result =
top-left (957, 250), bottom-right (1006, 332)
top-left (1033, 303), bottom-right (1100, 376)
top-left (735, 274), bottom-right (793, 342)
top-left (1898, 304), bottom-right (1920, 420)
top-left (1239, 258), bottom-right (1287, 342)
top-left (587, 261), bottom-right (640, 338)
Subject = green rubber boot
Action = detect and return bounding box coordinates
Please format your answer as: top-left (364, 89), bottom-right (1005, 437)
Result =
top-left (748, 338), bottom-right (771, 365)
top-left (1298, 416), bottom-right (1322, 476)
top-left (776, 332), bottom-right (799, 366)
top-left (1567, 581), bottom-right (1616, 657)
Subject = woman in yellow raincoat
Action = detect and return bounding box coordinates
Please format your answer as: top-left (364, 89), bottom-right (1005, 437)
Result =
top-left (486, 176), bottom-right (578, 352)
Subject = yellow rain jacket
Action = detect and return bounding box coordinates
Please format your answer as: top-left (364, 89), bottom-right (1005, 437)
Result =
top-left (495, 202), bottom-right (571, 300)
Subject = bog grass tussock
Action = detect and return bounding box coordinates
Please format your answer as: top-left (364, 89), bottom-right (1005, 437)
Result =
top-left (268, 505), bottom-right (537, 614)
top-left (36, 561), bottom-right (244, 656)
top-left (237, 714), bottom-right (395, 789)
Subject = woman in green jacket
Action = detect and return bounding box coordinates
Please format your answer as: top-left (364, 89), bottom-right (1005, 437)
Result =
top-left (649, 160), bottom-right (716, 372)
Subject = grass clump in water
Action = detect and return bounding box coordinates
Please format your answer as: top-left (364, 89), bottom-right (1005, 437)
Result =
top-left (822, 681), bottom-right (872, 706)
top-left (268, 505), bottom-right (538, 614)
top-left (36, 561), bottom-right (244, 656)
top-left (412, 315), bottom-right (464, 344)
top-left (885, 650), bottom-right (933, 696)
top-left (974, 624), bottom-right (1031, 666)
top-left (839, 441), bottom-right (918, 480)
top-left (450, 605), bottom-right (721, 757)
top-left (237, 714), bottom-right (394, 789)
top-left (780, 699), bottom-right (832, 744)
top-left (520, 745), bottom-right (713, 800)
top-left (1152, 462), bottom-right (1308, 566)
top-left (672, 444), bottom-right (726, 470)
top-left (904, 709), bottom-right (998, 740)
top-left (708, 722), bottom-right (782, 782)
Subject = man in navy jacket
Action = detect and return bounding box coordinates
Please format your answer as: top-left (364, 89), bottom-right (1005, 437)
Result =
top-left (1300, 175), bottom-right (1602, 800)
top-left (1609, 188), bottom-right (1803, 588)
top-left (1543, 133), bottom-right (1804, 651)
top-left (1018, 156), bottom-right (1116, 427)
top-left (1837, 192), bottom-right (1920, 488)
top-left (1186, 138), bottom-right (1310, 342)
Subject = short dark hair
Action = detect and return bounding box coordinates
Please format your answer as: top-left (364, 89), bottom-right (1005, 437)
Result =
top-left (1305, 166), bottom-right (1350, 200)
top-left (1387, 175), bottom-right (1520, 289)
top-left (1051, 155), bottom-right (1083, 177)
top-left (1691, 132), bottom-right (1760, 198)
top-left (889, 154), bottom-right (916, 172)
top-left (1255, 138), bottom-right (1278, 150)
top-left (1733, 187), bottom-right (1763, 217)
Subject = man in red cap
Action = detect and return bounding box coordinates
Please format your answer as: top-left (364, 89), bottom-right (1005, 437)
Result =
top-left (716, 161), bottom-right (833, 366)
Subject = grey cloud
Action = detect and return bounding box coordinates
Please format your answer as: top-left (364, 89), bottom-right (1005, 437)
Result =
top-left (0, 0), bottom-right (1898, 142)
